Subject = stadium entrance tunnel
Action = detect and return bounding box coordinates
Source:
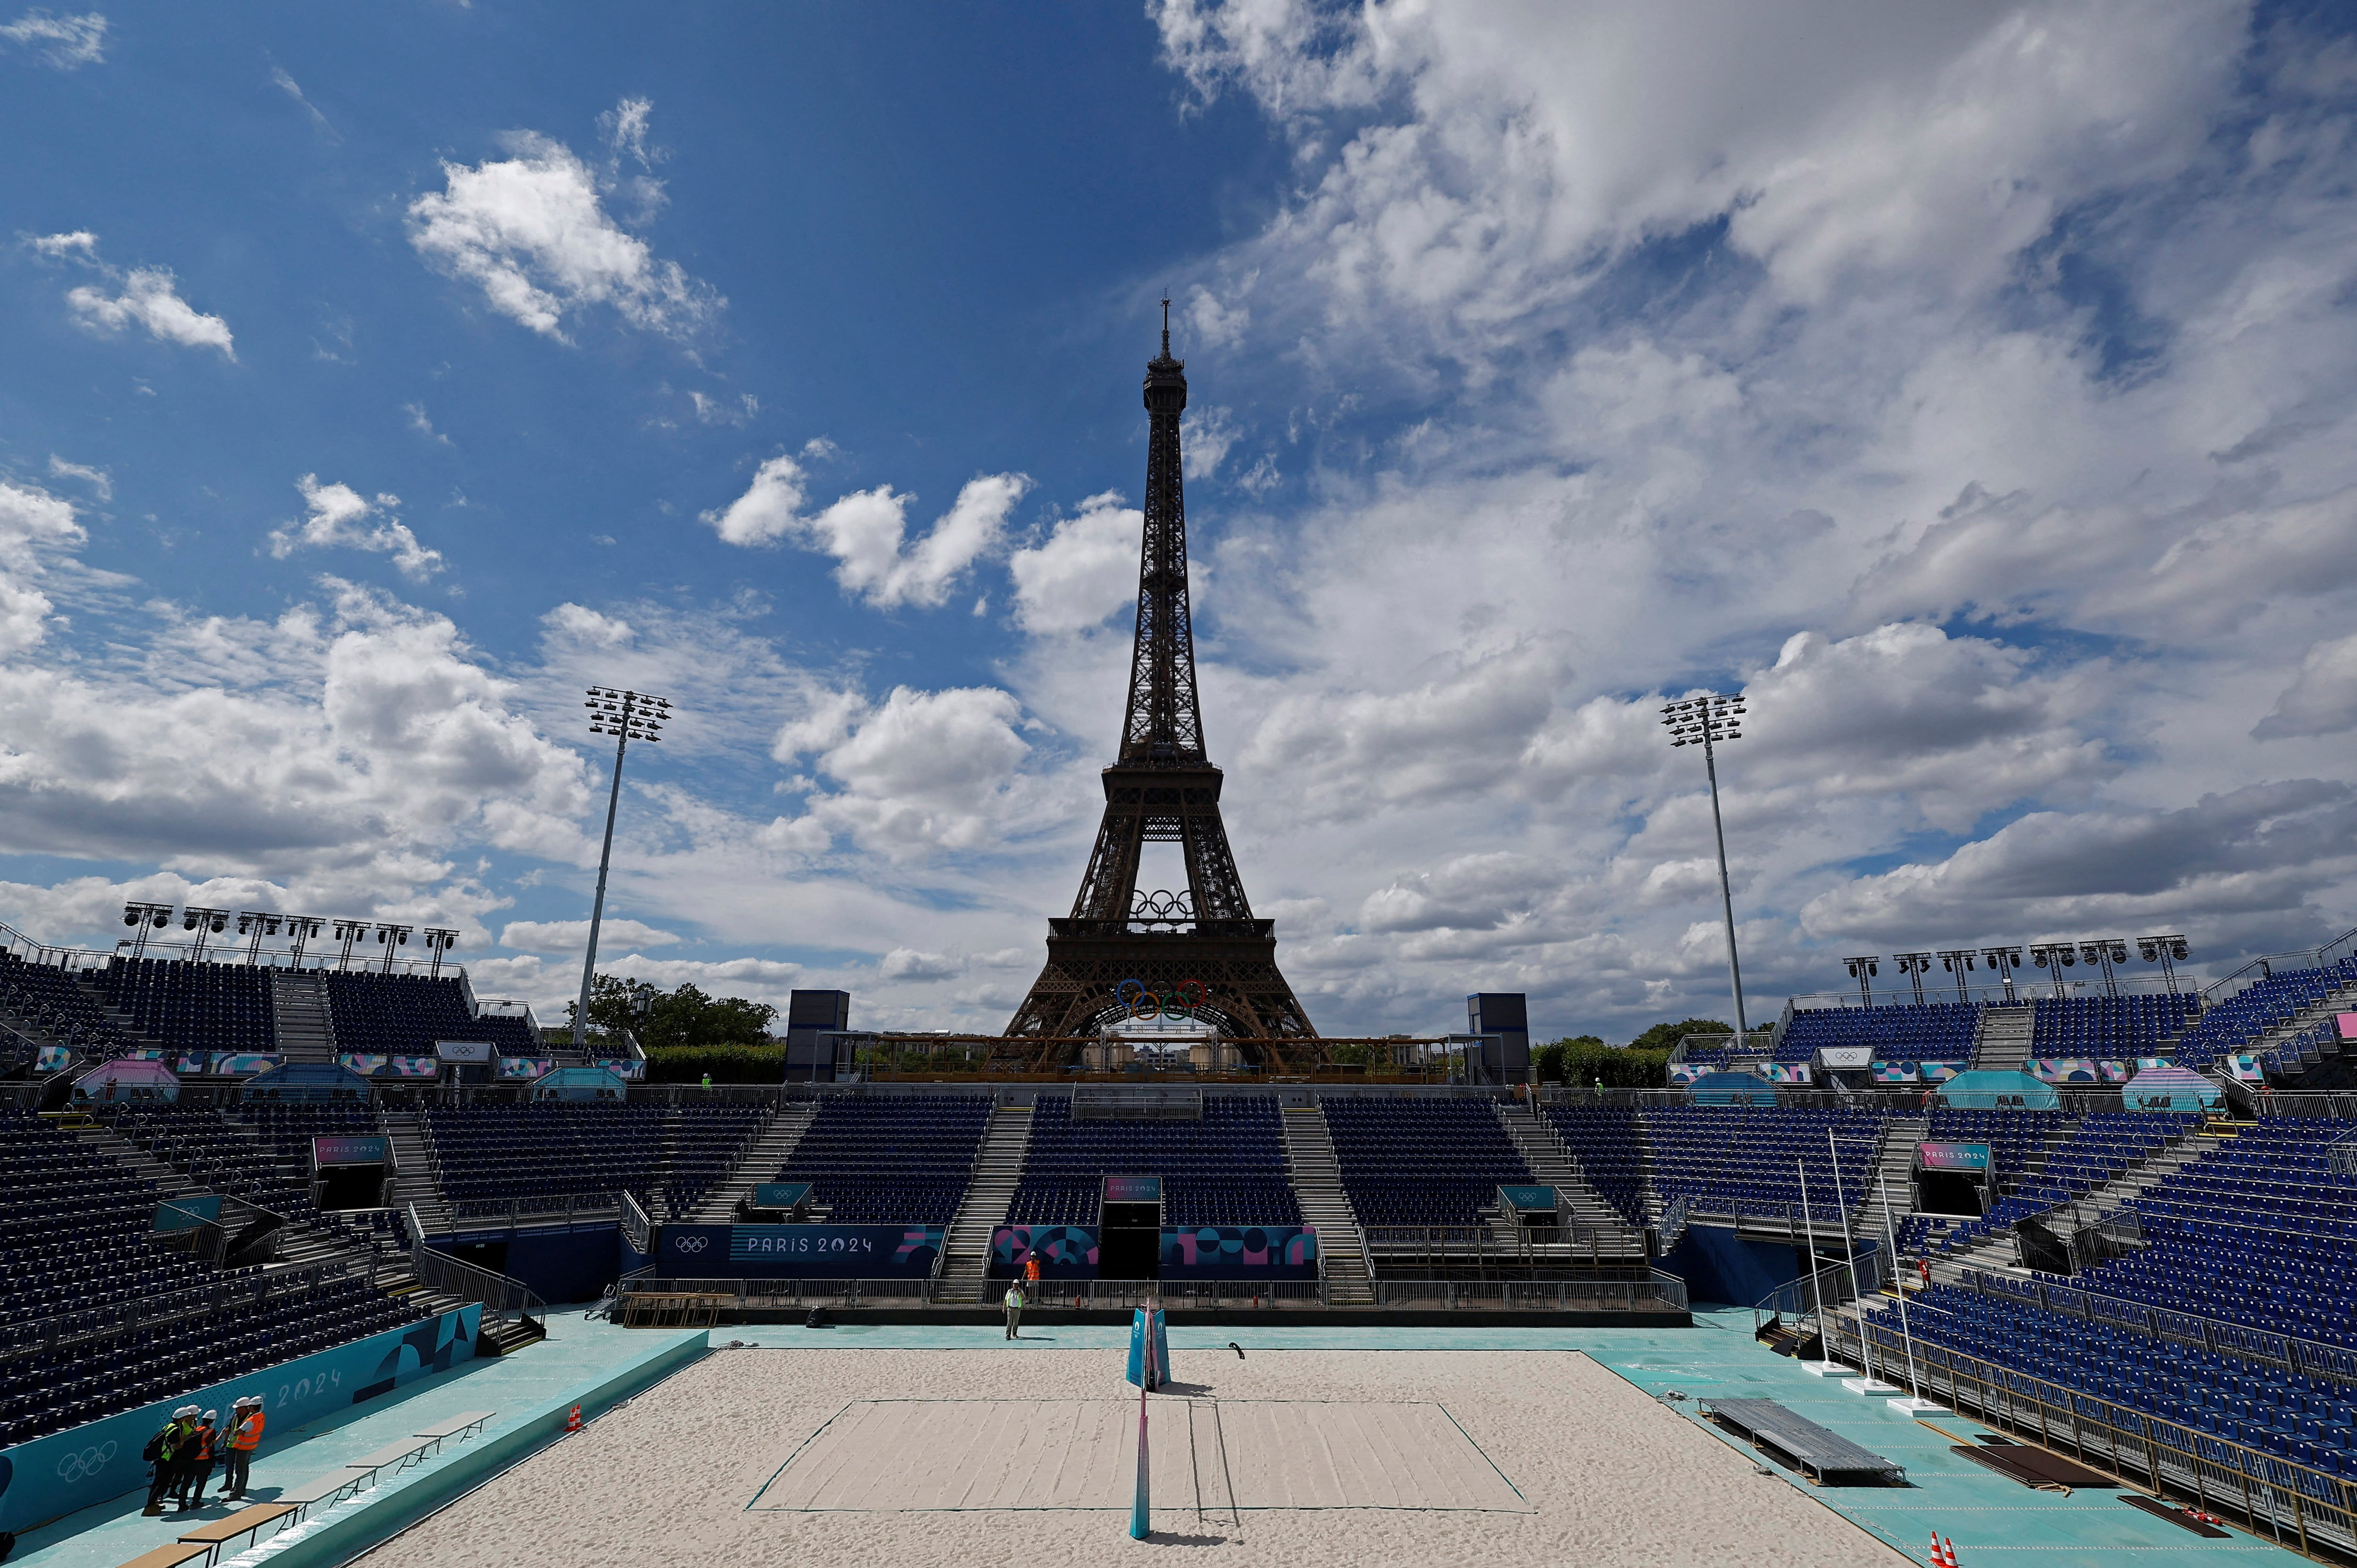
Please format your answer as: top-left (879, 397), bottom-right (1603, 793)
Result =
top-left (1916, 1172), bottom-right (1985, 1216)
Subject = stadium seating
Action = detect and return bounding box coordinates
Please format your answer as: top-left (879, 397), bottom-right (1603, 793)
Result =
top-left (1934, 1112), bottom-right (2200, 1254)
top-left (1924, 1106), bottom-right (2070, 1188)
top-left (1640, 1106), bottom-right (1891, 1221)
top-left (2169, 957), bottom-right (2357, 1069)
top-left (770, 1094), bottom-right (992, 1225)
top-left (324, 971), bottom-right (540, 1057)
top-left (1774, 1003), bottom-right (1979, 1065)
top-left (95, 1106), bottom-right (319, 1219)
top-left (1540, 1104), bottom-right (1646, 1225)
top-left (0, 951), bottom-right (140, 1060)
top-left (1860, 1284), bottom-right (2355, 1476)
top-left (2027, 993), bottom-right (2196, 1056)
top-left (1321, 1097), bottom-right (1535, 1228)
top-left (423, 1103), bottom-right (765, 1219)
top-left (89, 956), bottom-right (277, 1055)
top-left (1007, 1095), bottom-right (1300, 1227)
top-left (0, 1110), bottom-right (431, 1447)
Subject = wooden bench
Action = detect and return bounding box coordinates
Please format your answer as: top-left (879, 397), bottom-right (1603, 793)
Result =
top-left (176, 1503), bottom-right (297, 1566)
top-left (272, 1469), bottom-right (369, 1517)
top-left (110, 1543), bottom-right (212, 1568)
top-left (412, 1411), bottom-right (495, 1454)
top-left (341, 1438), bottom-right (435, 1485)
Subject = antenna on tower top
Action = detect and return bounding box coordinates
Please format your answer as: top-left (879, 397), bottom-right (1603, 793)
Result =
top-left (1161, 294), bottom-right (1170, 358)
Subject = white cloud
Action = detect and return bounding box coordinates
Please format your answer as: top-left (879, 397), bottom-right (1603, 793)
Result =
top-left (270, 65), bottom-right (337, 139)
top-left (406, 102), bottom-right (718, 342)
top-left (768, 684), bottom-right (1038, 857)
top-left (706, 457), bottom-right (1030, 610)
top-left (1008, 491), bottom-right (1141, 634)
top-left (2254, 633), bottom-right (2357, 740)
top-left (45, 455), bottom-right (108, 501)
top-left (689, 390), bottom-right (756, 426)
top-left (540, 602), bottom-right (634, 649)
top-left (403, 403), bottom-right (452, 446)
top-left (879, 946), bottom-right (961, 982)
top-left (0, 8), bottom-right (103, 68)
top-left (1185, 282), bottom-right (1250, 348)
top-left (268, 475), bottom-right (445, 579)
top-left (1182, 404), bottom-right (1241, 480)
top-left (500, 917), bottom-right (681, 953)
top-left (34, 232), bottom-right (235, 359)
top-left (0, 478), bottom-right (85, 654)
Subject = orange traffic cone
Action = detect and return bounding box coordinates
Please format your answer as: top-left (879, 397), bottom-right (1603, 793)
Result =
top-left (563, 1403), bottom-right (583, 1434)
top-left (1929, 1532), bottom-right (1942, 1566)
top-left (1940, 1536), bottom-right (1960, 1568)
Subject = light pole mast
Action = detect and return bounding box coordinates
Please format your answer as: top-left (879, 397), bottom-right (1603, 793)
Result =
top-left (1662, 692), bottom-right (1749, 1043)
top-left (574, 686), bottom-right (669, 1050)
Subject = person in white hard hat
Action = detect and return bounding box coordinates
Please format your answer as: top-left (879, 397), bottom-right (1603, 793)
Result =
top-left (219, 1396), bottom-right (265, 1500)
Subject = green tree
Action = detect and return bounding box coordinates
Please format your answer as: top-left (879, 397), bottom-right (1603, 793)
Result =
top-left (1624, 1017), bottom-right (1735, 1053)
top-left (563, 974), bottom-right (778, 1048)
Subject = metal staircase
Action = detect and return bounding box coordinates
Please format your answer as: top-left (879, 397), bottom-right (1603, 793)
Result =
top-left (685, 1103), bottom-right (815, 1222)
top-left (1970, 1005), bottom-right (2034, 1072)
top-left (270, 971), bottom-right (337, 1063)
top-left (1852, 1114), bottom-right (1927, 1238)
top-left (1488, 1099), bottom-right (1648, 1259)
top-left (379, 1108), bottom-right (453, 1238)
top-left (1281, 1103), bottom-right (1373, 1305)
top-left (933, 1102), bottom-right (1032, 1303)
top-left (1927, 1125), bottom-right (2224, 1280)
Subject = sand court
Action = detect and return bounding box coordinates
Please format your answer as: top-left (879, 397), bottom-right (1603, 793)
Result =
top-left (751, 1397), bottom-right (1527, 1512)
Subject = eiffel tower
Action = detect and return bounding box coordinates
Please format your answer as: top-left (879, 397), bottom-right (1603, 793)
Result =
top-left (1004, 307), bottom-right (1316, 1050)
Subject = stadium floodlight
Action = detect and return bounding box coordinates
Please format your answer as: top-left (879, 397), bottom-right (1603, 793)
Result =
top-left (2078, 938), bottom-right (2128, 998)
top-left (1843, 956), bottom-right (1879, 1007)
top-left (1979, 945), bottom-right (2024, 1000)
top-left (1661, 691), bottom-right (1749, 1044)
top-left (1936, 948), bottom-right (1977, 1004)
top-left (422, 927), bottom-right (460, 978)
top-left (2136, 933), bottom-right (2189, 994)
top-left (330, 918), bottom-right (370, 972)
top-left (1892, 952), bottom-right (1935, 1007)
top-left (235, 911), bottom-right (283, 966)
top-left (373, 923), bottom-right (412, 975)
top-left (181, 906), bottom-right (230, 962)
top-left (280, 916), bottom-right (325, 968)
top-left (575, 686), bottom-right (671, 1050)
top-left (2027, 941), bottom-right (2077, 999)
top-left (122, 901), bottom-right (174, 960)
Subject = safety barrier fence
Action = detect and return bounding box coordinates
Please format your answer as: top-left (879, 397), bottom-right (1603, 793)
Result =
top-left (446, 1191), bottom-right (624, 1228)
top-left (1362, 1224), bottom-right (1635, 1271)
top-left (1369, 1273), bottom-right (1689, 1312)
top-left (1953, 1268), bottom-right (2357, 1387)
top-left (1821, 1311), bottom-right (2356, 1561)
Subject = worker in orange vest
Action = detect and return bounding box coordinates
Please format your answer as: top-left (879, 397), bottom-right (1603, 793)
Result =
top-left (1023, 1251), bottom-right (1042, 1299)
top-left (218, 1395), bottom-right (264, 1501)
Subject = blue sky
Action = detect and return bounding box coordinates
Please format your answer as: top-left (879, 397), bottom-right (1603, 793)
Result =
top-left (3, 0), bottom-right (2355, 1041)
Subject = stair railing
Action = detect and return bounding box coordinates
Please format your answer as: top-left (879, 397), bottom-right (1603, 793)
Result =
top-left (408, 1230), bottom-right (546, 1340)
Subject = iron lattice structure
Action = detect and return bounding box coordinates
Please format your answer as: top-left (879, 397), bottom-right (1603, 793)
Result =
top-left (1003, 313), bottom-right (1316, 1057)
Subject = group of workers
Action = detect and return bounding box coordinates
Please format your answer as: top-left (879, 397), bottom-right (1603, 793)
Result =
top-left (141, 1395), bottom-right (264, 1515)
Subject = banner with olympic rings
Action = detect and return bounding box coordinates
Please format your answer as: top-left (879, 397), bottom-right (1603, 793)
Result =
top-left (1113, 977), bottom-right (1212, 1023)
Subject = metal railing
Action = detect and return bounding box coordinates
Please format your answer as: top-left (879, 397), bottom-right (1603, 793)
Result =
top-left (2200, 925), bottom-right (2357, 1008)
top-left (1953, 1268), bottom-right (2357, 1387)
top-left (447, 1191), bottom-right (623, 1229)
top-left (0, 1251), bottom-right (384, 1357)
top-left (1362, 1223), bottom-right (1634, 1271)
top-left (1822, 1311), bottom-right (2355, 1559)
top-left (408, 1231), bottom-right (546, 1341)
top-left (1369, 1273), bottom-right (1688, 1312)
top-left (619, 1189), bottom-right (652, 1255)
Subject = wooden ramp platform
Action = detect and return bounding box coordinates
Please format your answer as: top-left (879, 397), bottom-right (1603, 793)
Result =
top-left (1700, 1398), bottom-right (1906, 1485)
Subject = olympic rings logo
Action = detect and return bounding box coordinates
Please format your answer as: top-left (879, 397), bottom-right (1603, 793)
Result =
top-left (674, 1234), bottom-right (710, 1254)
top-left (1115, 978), bottom-right (1209, 1022)
top-left (56, 1440), bottom-right (117, 1481)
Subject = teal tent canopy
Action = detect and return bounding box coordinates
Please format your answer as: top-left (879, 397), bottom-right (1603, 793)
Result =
top-left (532, 1066), bottom-right (628, 1101)
top-left (2122, 1065), bottom-right (2222, 1112)
top-left (1686, 1070), bottom-right (1777, 1105)
top-left (1933, 1070), bottom-right (2059, 1110)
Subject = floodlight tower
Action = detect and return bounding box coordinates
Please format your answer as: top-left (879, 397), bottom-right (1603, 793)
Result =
top-left (181, 907), bottom-right (229, 962)
top-left (574, 687), bottom-right (670, 1050)
top-left (1844, 956), bottom-right (1880, 1006)
top-left (374, 923), bottom-right (412, 975)
top-left (235, 912), bottom-right (282, 966)
top-left (2079, 938), bottom-right (2127, 998)
top-left (1980, 945), bottom-right (2024, 1001)
top-left (122, 902), bottom-right (173, 960)
top-left (1936, 949), bottom-right (1977, 1004)
top-left (2136, 934), bottom-right (2189, 994)
top-left (422, 928), bottom-right (460, 978)
top-left (1893, 952), bottom-right (1934, 1007)
top-left (1661, 691), bottom-right (1749, 1043)
top-left (2028, 941), bottom-right (2077, 1000)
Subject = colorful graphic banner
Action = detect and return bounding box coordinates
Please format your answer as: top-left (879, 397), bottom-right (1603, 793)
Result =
top-left (1915, 1141), bottom-right (1991, 1174)
top-left (2227, 1054), bottom-right (2267, 1081)
top-left (2031, 1058), bottom-right (2106, 1084)
top-left (0, 1304), bottom-right (478, 1535)
top-left (593, 1058), bottom-right (645, 1080)
top-left (1871, 1062), bottom-right (1919, 1083)
top-left (1666, 1063), bottom-right (1711, 1085)
top-left (380, 1055), bottom-right (440, 1078)
top-left (1920, 1062), bottom-right (1967, 1083)
top-left (33, 1045), bottom-right (73, 1073)
top-left (1159, 1225), bottom-right (1320, 1279)
top-left (172, 1053), bottom-right (213, 1076)
top-left (1762, 1063), bottom-right (1813, 1085)
top-left (1103, 1176), bottom-right (1162, 1204)
top-left (334, 1053), bottom-right (387, 1077)
top-left (212, 1053), bottom-right (280, 1077)
top-left (497, 1056), bottom-right (554, 1080)
top-left (2340, 1013), bottom-right (2357, 1042)
top-left (312, 1135), bottom-right (388, 1167)
top-left (992, 1224), bottom-right (1100, 1277)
